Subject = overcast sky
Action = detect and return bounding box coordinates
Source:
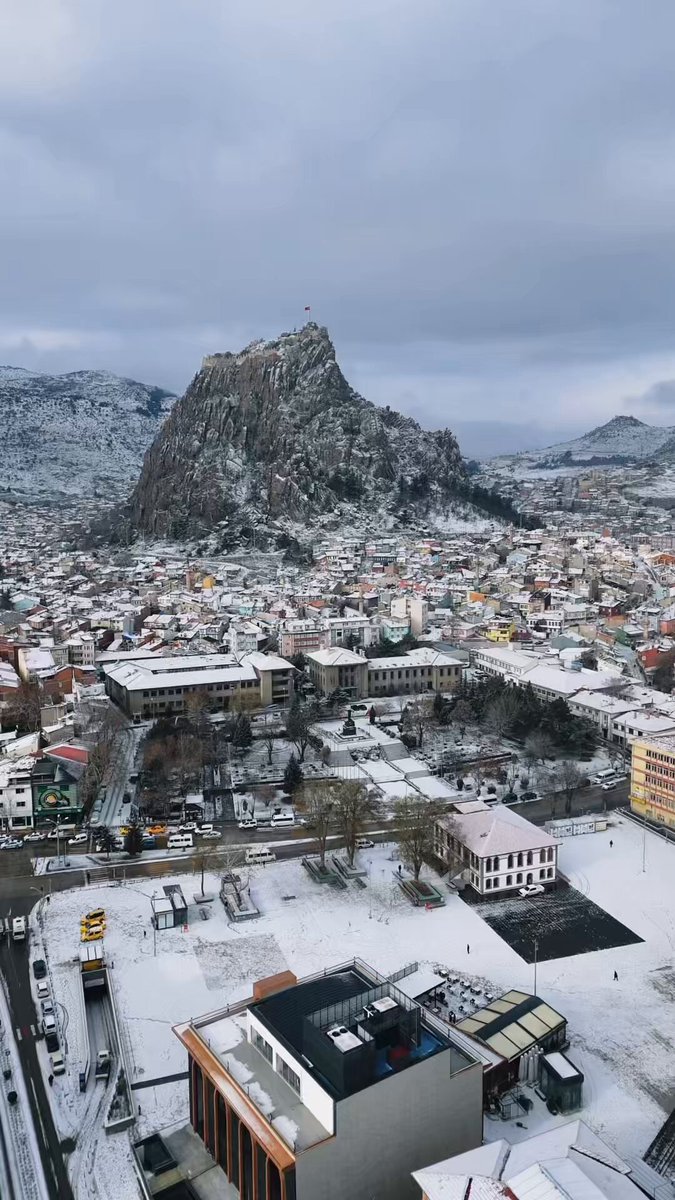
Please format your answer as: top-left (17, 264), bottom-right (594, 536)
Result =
top-left (3, 2), bottom-right (675, 456)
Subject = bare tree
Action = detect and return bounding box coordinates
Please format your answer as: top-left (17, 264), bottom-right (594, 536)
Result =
top-left (395, 795), bottom-right (440, 880)
top-left (263, 731), bottom-right (275, 766)
top-left (285, 697), bottom-right (320, 762)
top-left (194, 843), bottom-right (247, 899)
top-left (79, 707), bottom-right (126, 814)
top-left (449, 698), bottom-right (474, 733)
top-left (304, 780), bottom-right (339, 868)
top-left (557, 759), bottom-right (584, 816)
top-left (173, 730), bottom-right (203, 803)
top-left (333, 780), bottom-right (377, 867)
top-left (2, 681), bottom-right (42, 733)
top-left (401, 695), bottom-right (434, 748)
top-left (524, 731), bottom-right (555, 768)
top-left (485, 689), bottom-right (521, 739)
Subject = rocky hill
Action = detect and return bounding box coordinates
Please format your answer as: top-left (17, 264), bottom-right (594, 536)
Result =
top-left (129, 324), bottom-right (490, 545)
top-left (0, 367), bottom-right (175, 498)
top-left (491, 414), bottom-right (674, 469)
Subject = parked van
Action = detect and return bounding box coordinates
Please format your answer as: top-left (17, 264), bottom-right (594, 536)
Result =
top-left (245, 847), bottom-right (276, 866)
top-left (168, 833), bottom-right (193, 850)
top-left (11, 916), bottom-right (26, 942)
top-left (271, 812), bottom-right (295, 828)
top-left (592, 768), bottom-right (618, 785)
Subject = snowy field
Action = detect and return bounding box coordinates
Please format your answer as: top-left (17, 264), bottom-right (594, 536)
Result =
top-left (37, 817), bottom-right (675, 1198)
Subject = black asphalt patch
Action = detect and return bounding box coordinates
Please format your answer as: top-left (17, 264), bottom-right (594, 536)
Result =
top-left (462, 879), bottom-right (643, 963)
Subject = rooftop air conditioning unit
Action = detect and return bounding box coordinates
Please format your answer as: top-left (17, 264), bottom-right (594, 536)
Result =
top-left (327, 1026), bottom-right (348, 1041)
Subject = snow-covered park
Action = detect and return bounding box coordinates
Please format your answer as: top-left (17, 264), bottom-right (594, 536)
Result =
top-left (35, 815), bottom-right (675, 1200)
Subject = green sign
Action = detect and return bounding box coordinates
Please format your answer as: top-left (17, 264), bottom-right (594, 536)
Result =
top-left (37, 785), bottom-right (77, 813)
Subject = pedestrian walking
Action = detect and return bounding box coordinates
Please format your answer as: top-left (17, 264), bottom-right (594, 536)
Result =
top-left (138, 1103), bottom-right (142, 1116)
top-left (613, 970), bottom-right (618, 981)
top-left (48, 1074), bottom-right (54, 1087)
top-left (609, 840), bottom-right (613, 849)
top-left (143, 929), bottom-right (147, 938)
top-left (466, 943), bottom-right (470, 955)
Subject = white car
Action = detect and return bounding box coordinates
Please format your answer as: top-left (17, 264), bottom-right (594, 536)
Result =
top-left (24, 831), bottom-right (46, 843)
top-left (601, 781), bottom-right (617, 791)
top-left (238, 819), bottom-right (258, 830)
top-left (518, 884), bottom-right (545, 898)
top-left (36, 981), bottom-right (50, 1001)
top-left (41, 998), bottom-right (54, 1016)
top-left (50, 1050), bottom-right (66, 1076)
top-left (200, 830), bottom-right (221, 840)
top-left (68, 833), bottom-right (89, 846)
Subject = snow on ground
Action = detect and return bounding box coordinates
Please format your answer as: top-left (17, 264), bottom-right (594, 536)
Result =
top-left (38, 818), bottom-right (675, 1192)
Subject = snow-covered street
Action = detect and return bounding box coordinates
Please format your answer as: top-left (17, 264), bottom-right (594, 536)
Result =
top-left (36, 815), bottom-right (675, 1199)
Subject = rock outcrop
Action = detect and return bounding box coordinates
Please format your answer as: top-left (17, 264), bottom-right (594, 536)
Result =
top-left (129, 324), bottom-right (471, 542)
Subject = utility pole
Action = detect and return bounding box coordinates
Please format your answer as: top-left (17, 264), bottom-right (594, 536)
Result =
top-left (533, 938), bottom-right (539, 996)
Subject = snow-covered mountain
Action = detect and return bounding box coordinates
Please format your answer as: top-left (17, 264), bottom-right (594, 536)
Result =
top-left (491, 415), bottom-right (675, 469)
top-left (0, 367), bottom-right (176, 498)
top-left (128, 323), bottom-right (496, 546)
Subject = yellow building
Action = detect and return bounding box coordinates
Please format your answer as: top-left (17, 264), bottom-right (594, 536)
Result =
top-left (630, 735), bottom-right (675, 830)
top-left (486, 620), bottom-right (516, 644)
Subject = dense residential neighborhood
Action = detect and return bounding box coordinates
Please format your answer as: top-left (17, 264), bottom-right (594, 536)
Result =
top-left (1, 493), bottom-right (675, 1200)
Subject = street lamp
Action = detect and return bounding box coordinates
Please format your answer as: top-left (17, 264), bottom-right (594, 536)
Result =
top-left (533, 938), bottom-right (539, 996)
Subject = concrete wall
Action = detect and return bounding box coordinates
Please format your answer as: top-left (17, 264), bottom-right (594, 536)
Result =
top-left (295, 1049), bottom-right (482, 1200)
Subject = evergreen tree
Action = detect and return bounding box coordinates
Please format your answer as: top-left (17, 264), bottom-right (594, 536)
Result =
top-left (231, 712), bottom-right (253, 751)
top-left (124, 823), bottom-right (144, 857)
top-left (283, 753), bottom-right (303, 794)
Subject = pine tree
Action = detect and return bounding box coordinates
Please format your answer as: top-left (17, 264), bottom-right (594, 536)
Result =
top-left (283, 753), bottom-right (303, 794)
top-left (124, 823), bottom-right (144, 857)
top-left (231, 712), bottom-right (253, 751)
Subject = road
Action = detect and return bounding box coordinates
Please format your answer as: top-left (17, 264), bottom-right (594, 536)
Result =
top-left (92, 725), bottom-right (143, 830)
top-left (0, 925), bottom-right (74, 1200)
top-left (509, 780), bottom-right (629, 826)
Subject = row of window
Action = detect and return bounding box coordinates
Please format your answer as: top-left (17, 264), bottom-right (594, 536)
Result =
top-left (484, 848), bottom-right (555, 872)
top-left (484, 867), bottom-right (554, 890)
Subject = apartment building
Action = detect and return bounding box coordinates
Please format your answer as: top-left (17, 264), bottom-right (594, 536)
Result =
top-left (435, 807), bottom-right (559, 896)
top-left (279, 620), bottom-right (326, 659)
top-left (630, 734), bottom-right (675, 830)
top-left (367, 648), bottom-right (462, 696)
top-left (171, 961), bottom-right (483, 1200)
top-left (103, 651), bottom-right (294, 718)
top-left (0, 755), bottom-right (35, 830)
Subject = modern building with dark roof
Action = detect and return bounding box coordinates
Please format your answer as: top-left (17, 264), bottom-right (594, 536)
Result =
top-left (169, 959), bottom-right (484, 1200)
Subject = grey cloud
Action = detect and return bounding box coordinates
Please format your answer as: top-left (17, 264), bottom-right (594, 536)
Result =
top-left (4, 1), bottom-right (675, 453)
top-left (631, 380), bottom-right (675, 408)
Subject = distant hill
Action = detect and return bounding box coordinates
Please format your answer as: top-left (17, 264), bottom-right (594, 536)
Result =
top-left (0, 367), bottom-right (176, 497)
top-left (490, 415), bottom-right (675, 468)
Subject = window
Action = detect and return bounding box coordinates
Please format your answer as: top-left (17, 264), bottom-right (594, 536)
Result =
top-left (517, 853), bottom-right (523, 867)
top-left (507, 854), bottom-right (514, 869)
top-left (506, 874), bottom-right (512, 886)
top-left (516, 873), bottom-right (522, 884)
top-left (526, 851), bottom-right (533, 866)
top-left (251, 1028), bottom-right (273, 1064)
top-left (485, 878), bottom-right (491, 889)
top-left (276, 1055), bottom-right (300, 1095)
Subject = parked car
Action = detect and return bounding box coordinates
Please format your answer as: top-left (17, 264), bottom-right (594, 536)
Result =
top-left (196, 824), bottom-right (214, 836)
top-left (24, 831), bottom-right (46, 843)
top-left (45, 1032), bottom-right (60, 1054)
top-left (179, 822), bottom-right (197, 833)
top-left (42, 1014), bottom-right (57, 1036)
top-left (519, 884), bottom-right (545, 897)
top-left (36, 981), bottom-right (50, 1001)
top-left (1, 838), bottom-right (22, 851)
top-left (32, 959), bottom-right (47, 980)
top-left (238, 818), bottom-right (258, 830)
top-left (147, 825), bottom-right (167, 835)
top-left (520, 791), bottom-right (539, 802)
top-left (355, 838), bottom-right (375, 849)
top-left (68, 833), bottom-right (89, 846)
top-left (84, 907), bottom-right (106, 923)
top-left (50, 1050), bottom-right (66, 1076)
top-left (41, 998), bottom-right (54, 1016)
top-left (81, 925), bottom-right (104, 943)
